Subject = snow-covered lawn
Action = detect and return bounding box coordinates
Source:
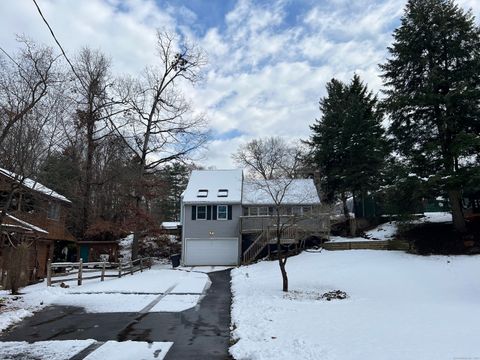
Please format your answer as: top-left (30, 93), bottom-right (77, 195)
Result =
top-left (0, 340), bottom-right (172, 360)
top-left (0, 266), bottom-right (210, 331)
top-left (230, 250), bottom-right (480, 360)
top-left (330, 212), bottom-right (453, 243)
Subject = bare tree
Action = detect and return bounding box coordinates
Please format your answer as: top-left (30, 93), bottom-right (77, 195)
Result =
top-left (0, 40), bottom-right (65, 289)
top-left (68, 48), bottom-right (122, 238)
top-left (233, 137), bottom-right (304, 292)
top-left (0, 38), bottom-right (60, 148)
top-left (0, 39), bottom-right (63, 219)
top-left (113, 31), bottom-right (209, 259)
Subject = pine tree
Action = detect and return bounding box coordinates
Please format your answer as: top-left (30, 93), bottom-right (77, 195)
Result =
top-left (308, 75), bottom-right (388, 218)
top-left (380, 0), bottom-right (480, 233)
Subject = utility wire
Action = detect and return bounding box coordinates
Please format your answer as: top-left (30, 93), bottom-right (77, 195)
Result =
top-left (0, 46), bottom-right (23, 70)
top-left (31, 0), bottom-right (84, 86)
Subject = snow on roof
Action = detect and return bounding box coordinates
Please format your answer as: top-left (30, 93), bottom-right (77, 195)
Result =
top-left (161, 221), bottom-right (181, 229)
top-left (182, 169), bottom-right (243, 204)
top-left (3, 213), bottom-right (49, 234)
top-left (242, 179), bottom-right (320, 205)
top-left (0, 167), bottom-right (71, 203)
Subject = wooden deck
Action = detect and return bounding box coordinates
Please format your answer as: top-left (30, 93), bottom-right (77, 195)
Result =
top-left (240, 215), bottom-right (330, 236)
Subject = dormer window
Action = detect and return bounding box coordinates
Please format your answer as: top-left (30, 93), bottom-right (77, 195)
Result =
top-left (197, 189), bottom-right (208, 198)
top-left (218, 189), bottom-right (228, 197)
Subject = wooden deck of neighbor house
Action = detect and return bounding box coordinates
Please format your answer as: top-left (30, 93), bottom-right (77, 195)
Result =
top-left (240, 214), bottom-right (330, 264)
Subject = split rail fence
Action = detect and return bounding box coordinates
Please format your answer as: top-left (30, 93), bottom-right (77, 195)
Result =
top-left (46, 257), bottom-right (153, 287)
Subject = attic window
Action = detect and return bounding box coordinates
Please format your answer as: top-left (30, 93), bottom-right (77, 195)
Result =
top-left (218, 189), bottom-right (228, 197)
top-left (197, 189), bottom-right (208, 198)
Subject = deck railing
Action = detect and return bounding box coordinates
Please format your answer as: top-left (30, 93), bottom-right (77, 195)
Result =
top-left (240, 214), bottom-right (330, 234)
top-left (46, 257), bottom-right (153, 286)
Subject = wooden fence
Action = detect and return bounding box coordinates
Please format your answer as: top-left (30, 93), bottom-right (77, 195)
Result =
top-left (321, 240), bottom-right (410, 251)
top-left (46, 257), bottom-right (152, 286)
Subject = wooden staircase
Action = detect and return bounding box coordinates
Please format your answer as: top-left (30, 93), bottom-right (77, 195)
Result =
top-left (242, 226), bottom-right (299, 264)
top-left (242, 229), bottom-right (269, 264)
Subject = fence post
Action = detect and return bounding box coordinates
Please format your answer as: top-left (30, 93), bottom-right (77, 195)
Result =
top-left (140, 258), bottom-right (143, 272)
top-left (101, 262), bottom-right (106, 281)
top-left (130, 260), bottom-right (133, 275)
top-left (118, 262), bottom-right (122, 278)
top-left (78, 259), bottom-right (83, 286)
top-left (47, 258), bottom-right (52, 286)
top-left (148, 257), bottom-right (151, 269)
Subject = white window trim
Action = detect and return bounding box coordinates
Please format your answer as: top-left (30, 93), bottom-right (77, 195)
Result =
top-left (217, 205), bottom-right (228, 220)
top-left (197, 205), bottom-right (207, 220)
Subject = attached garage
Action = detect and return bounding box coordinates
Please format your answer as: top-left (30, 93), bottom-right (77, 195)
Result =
top-left (184, 238), bottom-right (239, 266)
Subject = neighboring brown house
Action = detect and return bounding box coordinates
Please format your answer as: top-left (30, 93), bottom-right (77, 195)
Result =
top-left (0, 168), bottom-right (75, 279)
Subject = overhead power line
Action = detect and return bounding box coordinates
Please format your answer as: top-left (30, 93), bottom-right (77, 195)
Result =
top-left (31, 0), bottom-right (83, 84)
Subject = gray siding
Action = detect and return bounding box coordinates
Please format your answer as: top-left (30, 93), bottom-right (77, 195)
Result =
top-left (183, 204), bottom-right (242, 239)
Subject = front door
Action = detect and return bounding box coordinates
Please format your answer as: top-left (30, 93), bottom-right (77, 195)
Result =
top-left (80, 245), bottom-right (89, 262)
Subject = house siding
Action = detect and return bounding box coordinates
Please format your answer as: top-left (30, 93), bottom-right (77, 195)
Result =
top-left (183, 204), bottom-right (242, 239)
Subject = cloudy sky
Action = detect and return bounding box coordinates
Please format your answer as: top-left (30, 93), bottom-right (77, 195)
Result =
top-left (1, 0), bottom-right (479, 168)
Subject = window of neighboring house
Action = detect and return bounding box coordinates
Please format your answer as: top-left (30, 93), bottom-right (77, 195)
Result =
top-left (292, 206), bottom-right (302, 216)
top-left (249, 207), bottom-right (258, 216)
top-left (47, 202), bottom-right (60, 220)
top-left (197, 189), bottom-right (208, 198)
top-left (197, 205), bottom-right (207, 220)
top-left (217, 205), bottom-right (228, 220)
top-left (258, 207), bottom-right (268, 216)
top-left (302, 206), bottom-right (312, 216)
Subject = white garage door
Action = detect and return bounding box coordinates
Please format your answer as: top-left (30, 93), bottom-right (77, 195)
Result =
top-left (184, 238), bottom-right (239, 266)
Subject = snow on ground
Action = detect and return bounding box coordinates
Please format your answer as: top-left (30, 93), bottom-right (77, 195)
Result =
top-left (150, 295), bottom-right (202, 312)
top-left (0, 340), bottom-right (95, 360)
top-left (0, 268), bottom-right (210, 331)
top-left (118, 234), bottom-right (133, 262)
top-left (84, 341), bottom-right (172, 360)
top-left (176, 265), bottom-right (233, 274)
top-left (230, 250), bottom-right (480, 360)
top-left (53, 294), bottom-right (158, 313)
top-left (0, 340), bottom-right (172, 360)
top-left (419, 211), bottom-right (452, 223)
top-left (330, 212), bottom-right (453, 243)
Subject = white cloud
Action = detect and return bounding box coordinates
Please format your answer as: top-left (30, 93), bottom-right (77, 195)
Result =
top-left (1, 0), bottom-right (479, 169)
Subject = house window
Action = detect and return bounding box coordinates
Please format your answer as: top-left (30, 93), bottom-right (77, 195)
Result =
top-left (47, 202), bottom-right (60, 220)
top-left (258, 207), bottom-right (268, 216)
top-left (292, 206), bottom-right (302, 216)
top-left (197, 189), bottom-right (208, 198)
top-left (197, 205), bottom-right (207, 219)
top-left (249, 207), bottom-right (258, 216)
top-left (218, 189), bottom-right (228, 197)
top-left (302, 206), bottom-right (312, 215)
top-left (217, 205), bottom-right (228, 220)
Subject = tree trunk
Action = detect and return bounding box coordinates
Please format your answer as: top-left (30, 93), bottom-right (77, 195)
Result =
top-left (81, 122), bottom-right (95, 239)
top-left (448, 189), bottom-right (467, 233)
top-left (279, 257), bottom-right (288, 292)
top-left (341, 193), bottom-right (355, 236)
top-left (276, 209), bottom-right (288, 292)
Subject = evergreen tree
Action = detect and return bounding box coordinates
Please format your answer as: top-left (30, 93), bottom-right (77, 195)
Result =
top-left (380, 0), bottom-right (480, 233)
top-left (308, 75), bottom-right (388, 218)
top-left (153, 162), bottom-right (192, 222)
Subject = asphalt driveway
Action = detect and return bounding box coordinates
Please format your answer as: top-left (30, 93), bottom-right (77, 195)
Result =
top-left (0, 269), bottom-right (232, 359)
